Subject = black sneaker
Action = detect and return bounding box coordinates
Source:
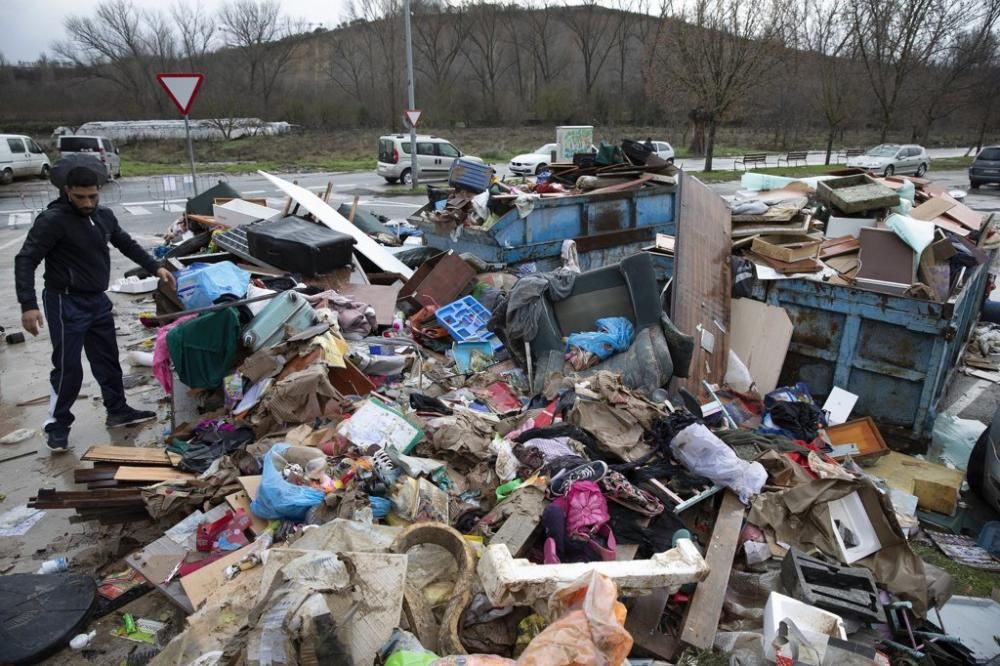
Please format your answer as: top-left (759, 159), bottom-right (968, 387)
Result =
top-left (45, 430), bottom-right (70, 453)
top-left (106, 407), bottom-right (157, 428)
top-left (549, 460), bottom-right (609, 496)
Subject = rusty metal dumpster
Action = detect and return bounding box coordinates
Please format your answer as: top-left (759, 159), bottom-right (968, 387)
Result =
top-left (756, 260), bottom-right (992, 443)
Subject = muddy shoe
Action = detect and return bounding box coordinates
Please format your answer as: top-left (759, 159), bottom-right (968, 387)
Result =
top-left (45, 430), bottom-right (70, 453)
top-left (549, 460), bottom-right (608, 496)
top-left (107, 407), bottom-right (156, 428)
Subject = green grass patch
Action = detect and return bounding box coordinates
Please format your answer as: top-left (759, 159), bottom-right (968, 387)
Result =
top-left (120, 157), bottom-right (374, 178)
top-left (912, 542), bottom-right (1000, 598)
top-left (932, 156), bottom-right (974, 170)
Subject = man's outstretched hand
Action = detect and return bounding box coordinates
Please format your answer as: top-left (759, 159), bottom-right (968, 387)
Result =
top-left (22, 309), bottom-right (44, 336)
top-left (157, 268), bottom-right (176, 291)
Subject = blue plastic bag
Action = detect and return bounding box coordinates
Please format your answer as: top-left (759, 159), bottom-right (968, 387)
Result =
top-left (251, 444), bottom-right (326, 521)
top-left (565, 317), bottom-right (635, 361)
top-left (176, 261), bottom-right (250, 310)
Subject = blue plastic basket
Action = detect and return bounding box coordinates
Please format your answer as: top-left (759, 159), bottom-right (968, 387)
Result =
top-left (436, 296), bottom-right (494, 342)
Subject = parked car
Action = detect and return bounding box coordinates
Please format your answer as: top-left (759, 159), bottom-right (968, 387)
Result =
top-left (969, 145), bottom-right (1000, 189)
top-left (509, 143), bottom-right (559, 176)
top-left (647, 140), bottom-right (675, 163)
top-left (846, 143), bottom-right (929, 177)
top-left (0, 134), bottom-right (51, 185)
top-left (376, 134), bottom-right (482, 185)
top-left (968, 403), bottom-right (1000, 514)
top-left (56, 135), bottom-right (121, 179)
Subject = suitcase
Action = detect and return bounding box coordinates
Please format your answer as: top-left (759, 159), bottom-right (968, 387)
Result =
top-left (246, 215), bottom-right (356, 276)
top-left (241, 291), bottom-right (319, 352)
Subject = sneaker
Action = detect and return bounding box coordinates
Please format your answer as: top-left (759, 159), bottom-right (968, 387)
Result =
top-left (106, 406), bottom-right (157, 428)
top-left (549, 460), bottom-right (608, 496)
top-left (45, 430), bottom-right (70, 454)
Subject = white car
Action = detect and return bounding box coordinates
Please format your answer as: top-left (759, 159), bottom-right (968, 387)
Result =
top-left (846, 143), bottom-right (929, 177)
top-left (509, 143), bottom-right (560, 176)
top-left (647, 140), bottom-right (675, 163)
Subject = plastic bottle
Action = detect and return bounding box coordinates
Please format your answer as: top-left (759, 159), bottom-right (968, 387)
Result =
top-left (36, 557), bottom-right (69, 574)
top-left (69, 631), bottom-right (96, 649)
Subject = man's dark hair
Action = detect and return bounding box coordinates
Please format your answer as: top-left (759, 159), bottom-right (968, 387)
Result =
top-left (65, 167), bottom-right (101, 189)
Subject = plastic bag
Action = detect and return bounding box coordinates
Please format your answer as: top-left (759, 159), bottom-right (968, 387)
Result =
top-left (565, 317), bottom-right (635, 361)
top-left (176, 261), bottom-right (250, 310)
top-left (671, 423), bottom-right (767, 504)
top-left (250, 444), bottom-right (326, 521)
top-left (490, 435), bottom-right (519, 482)
top-left (517, 570), bottom-right (632, 666)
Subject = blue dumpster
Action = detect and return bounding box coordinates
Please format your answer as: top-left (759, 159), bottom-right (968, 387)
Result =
top-left (413, 184), bottom-right (677, 273)
top-left (755, 260), bottom-right (992, 443)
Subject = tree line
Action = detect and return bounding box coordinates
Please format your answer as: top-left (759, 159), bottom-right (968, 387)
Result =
top-left (0, 0), bottom-right (998, 170)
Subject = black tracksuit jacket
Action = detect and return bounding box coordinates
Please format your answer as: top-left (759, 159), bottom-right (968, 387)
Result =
top-left (14, 196), bottom-right (160, 313)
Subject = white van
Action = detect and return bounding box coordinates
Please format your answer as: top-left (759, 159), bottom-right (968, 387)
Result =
top-left (376, 134), bottom-right (482, 184)
top-left (0, 134), bottom-right (51, 185)
top-left (56, 135), bottom-right (121, 179)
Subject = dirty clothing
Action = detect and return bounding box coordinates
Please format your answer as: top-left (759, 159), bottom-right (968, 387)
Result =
top-left (166, 309), bottom-right (241, 389)
top-left (15, 197), bottom-right (160, 313)
top-left (42, 291), bottom-right (128, 435)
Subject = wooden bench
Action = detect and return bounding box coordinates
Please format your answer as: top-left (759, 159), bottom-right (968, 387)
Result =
top-left (841, 148), bottom-right (864, 163)
top-left (778, 150), bottom-right (809, 167)
top-left (733, 153), bottom-right (768, 170)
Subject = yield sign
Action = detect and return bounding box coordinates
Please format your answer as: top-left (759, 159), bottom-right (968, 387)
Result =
top-left (156, 73), bottom-right (204, 115)
top-left (404, 109), bottom-right (422, 127)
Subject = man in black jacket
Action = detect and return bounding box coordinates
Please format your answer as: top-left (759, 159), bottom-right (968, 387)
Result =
top-left (14, 166), bottom-right (176, 452)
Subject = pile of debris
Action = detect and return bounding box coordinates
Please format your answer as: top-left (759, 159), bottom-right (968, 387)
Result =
top-left (730, 171), bottom-right (996, 298)
top-left (4, 161), bottom-right (999, 666)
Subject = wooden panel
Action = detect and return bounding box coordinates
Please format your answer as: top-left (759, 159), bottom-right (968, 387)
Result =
top-left (125, 535), bottom-right (194, 614)
top-left (825, 417), bottom-right (890, 463)
top-left (672, 173), bottom-right (731, 395)
top-left (626, 588), bottom-right (678, 660)
top-left (82, 446), bottom-right (172, 466)
top-left (114, 467), bottom-right (196, 482)
top-left (867, 451), bottom-right (963, 515)
top-left (680, 490), bottom-right (745, 650)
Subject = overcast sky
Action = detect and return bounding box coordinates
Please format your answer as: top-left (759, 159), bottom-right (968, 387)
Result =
top-left (0, 0), bottom-right (346, 63)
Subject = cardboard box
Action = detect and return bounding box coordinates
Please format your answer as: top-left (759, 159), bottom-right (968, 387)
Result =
top-left (751, 235), bottom-right (822, 263)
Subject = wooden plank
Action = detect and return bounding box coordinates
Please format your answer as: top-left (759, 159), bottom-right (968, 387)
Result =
top-left (82, 446), bottom-right (172, 466)
top-left (909, 196), bottom-right (956, 222)
top-left (114, 467), bottom-right (196, 482)
top-left (329, 359), bottom-right (376, 396)
top-left (680, 490), bottom-right (745, 650)
top-left (180, 544), bottom-right (254, 611)
top-left (626, 588), bottom-right (678, 660)
top-left (672, 173), bottom-right (732, 396)
top-left (125, 535), bottom-right (194, 614)
top-left (491, 515), bottom-right (542, 558)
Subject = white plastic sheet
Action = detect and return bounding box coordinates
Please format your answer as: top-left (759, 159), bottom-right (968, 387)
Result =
top-left (670, 423), bottom-right (767, 503)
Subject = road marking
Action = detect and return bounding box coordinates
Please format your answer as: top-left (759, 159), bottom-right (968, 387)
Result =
top-left (943, 378), bottom-right (991, 416)
top-left (8, 212), bottom-right (31, 227)
top-left (359, 200), bottom-right (422, 208)
top-left (123, 206), bottom-right (152, 216)
top-left (0, 233), bottom-right (27, 251)
top-left (166, 204), bottom-right (185, 213)
top-left (242, 189), bottom-right (267, 194)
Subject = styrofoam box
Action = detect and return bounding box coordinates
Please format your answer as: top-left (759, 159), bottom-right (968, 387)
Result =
top-left (763, 592), bottom-right (847, 662)
top-left (213, 199), bottom-right (283, 227)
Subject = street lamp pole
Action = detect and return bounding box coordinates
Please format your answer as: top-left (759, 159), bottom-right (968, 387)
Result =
top-left (404, 0), bottom-right (418, 190)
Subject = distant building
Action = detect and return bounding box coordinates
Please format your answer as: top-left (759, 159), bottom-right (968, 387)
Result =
top-left (53, 119), bottom-right (292, 142)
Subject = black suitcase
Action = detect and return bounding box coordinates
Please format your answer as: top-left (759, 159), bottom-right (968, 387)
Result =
top-left (246, 215), bottom-right (356, 276)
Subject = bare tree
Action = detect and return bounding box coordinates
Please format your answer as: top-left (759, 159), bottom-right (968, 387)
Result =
top-left (323, 31), bottom-right (372, 104)
top-left (562, 0), bottom-right (623, 102)
top-left (412, 2), bottom-right (465, 100)
top-left (172, 0), bottom-right (218, 70)
top-left (612, 0), bottom-right (638, 97)
top-left (914, 0), bottom-right (1000, 141)
top-left (461, 2), bottom-right (515, 123)
top-left (524, 0), bottom-right (570, 89)
top-left (848, 0), bottom-right (969, 142)
top-left (54, 0), bottom-right (174, 113)
top-left (968, 34), bottom-right (1000, 153)
top-left (799, 0), bottom-right (857, 163)
top-left (349, 0), bottom-right (404, 129)
top-left (218, 0), bottom-right (306, 117)
top-left (648, 0), bottom-right (790, 170)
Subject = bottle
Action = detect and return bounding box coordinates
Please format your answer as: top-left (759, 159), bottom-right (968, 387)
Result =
top-left (36, 557), bottom-right (69, 574)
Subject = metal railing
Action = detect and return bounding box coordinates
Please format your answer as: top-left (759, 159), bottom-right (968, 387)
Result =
top-left (146, 172), bottom-right (228, 210)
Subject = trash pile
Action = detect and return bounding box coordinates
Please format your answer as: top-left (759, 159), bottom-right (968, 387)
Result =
top-left (6, 165), bottom-right (999, 666)
top-left (729, 171), bottom-right (997, 299)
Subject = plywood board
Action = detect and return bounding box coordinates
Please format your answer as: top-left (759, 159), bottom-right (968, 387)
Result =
top-left (857, 227), bottom-right (915, 285)
top-left (125, 536), bottom-right (194, 614)
top-left (82, 446), bottom-right (172, 466)
top-left (673, 173), bottom-right (731, 394)
top-left (114, 467), bottom-right (196, 482)
top-left (239, 475), bottom-right (262, 499)
top-left (180, 544), bottom-right (254, 610)
top-left (680, 490), bottom-right (745, 650)
top-left (867, 451), bottom-right (964, 515)
top-left (259, 171), bottom-right (414, 278)
top-left (910, 197), bottom-right (956, 222)
top-left (729, 298), bottom-right (793, 394)
top-left (942, 195), bottom-right (985, 231)
top-left (825, 417), bottom-right (889, 462)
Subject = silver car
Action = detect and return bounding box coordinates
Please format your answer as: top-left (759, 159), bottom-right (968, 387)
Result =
top-left (846, 143), bottom-right (929, 177)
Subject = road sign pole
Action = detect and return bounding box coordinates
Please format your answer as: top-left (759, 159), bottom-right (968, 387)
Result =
top-left (404, 0), bottom-right (418, 190)
top-left (183, 113), bottom-right (198, 195)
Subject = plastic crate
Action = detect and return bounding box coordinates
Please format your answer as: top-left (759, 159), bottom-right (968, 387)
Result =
top-left (435, 296), bottom-right (494, 342)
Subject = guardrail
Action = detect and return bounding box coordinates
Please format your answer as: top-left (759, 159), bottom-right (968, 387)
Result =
top-left (146, 173), bottom-right (228, 210)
